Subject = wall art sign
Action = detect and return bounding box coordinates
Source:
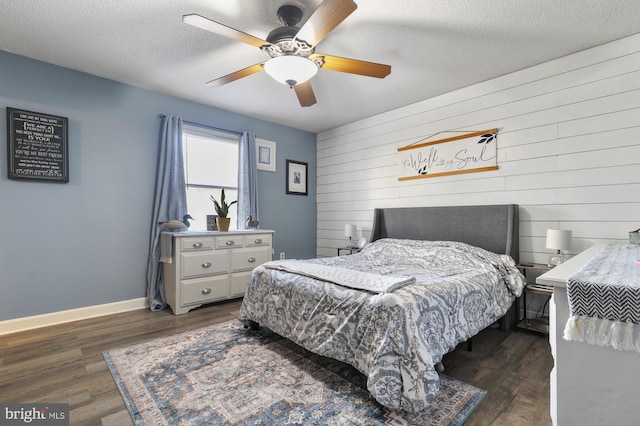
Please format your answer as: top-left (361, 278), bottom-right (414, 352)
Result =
top-left (6, 107), bottom-right (69, 182)
top-left (397, 128), bottom-right (498, 181)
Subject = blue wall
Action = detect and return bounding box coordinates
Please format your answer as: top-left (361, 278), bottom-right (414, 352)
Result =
top-left (0, 51), bottom-right (317, 321)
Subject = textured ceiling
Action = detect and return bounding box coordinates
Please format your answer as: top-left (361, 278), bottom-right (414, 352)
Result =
top-left (2, 0), bottom-right (640, 133)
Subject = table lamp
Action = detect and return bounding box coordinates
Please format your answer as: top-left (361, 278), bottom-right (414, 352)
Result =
top-left (344, 224), bottom-right (357, 248)
top-left (546, 229), bottom-right (572, 266)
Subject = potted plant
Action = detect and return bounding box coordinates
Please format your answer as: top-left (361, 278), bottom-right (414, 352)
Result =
top-left (210, 188), bottom-right (237, 232)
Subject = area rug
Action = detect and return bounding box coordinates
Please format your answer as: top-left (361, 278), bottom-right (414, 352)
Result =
top-left (103, 320), bottom-right (485, 425)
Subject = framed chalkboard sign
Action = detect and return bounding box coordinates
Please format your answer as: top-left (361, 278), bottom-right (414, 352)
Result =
top-left (6, 107), bottom-right (69, 183)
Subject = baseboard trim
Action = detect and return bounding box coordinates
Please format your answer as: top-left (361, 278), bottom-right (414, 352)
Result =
top-left (0, 297), bottom-right (148, 336)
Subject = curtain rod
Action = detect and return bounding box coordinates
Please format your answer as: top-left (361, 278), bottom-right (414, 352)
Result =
top-left (158, 114), bottom-right (242, 136)
top-left (183, 120), bottom-right (242, 136)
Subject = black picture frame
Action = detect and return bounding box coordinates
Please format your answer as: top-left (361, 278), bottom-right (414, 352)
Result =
top-left (286, 159), bottom-right (308, 196)
top-left (6, 107), bottom-right (69, 183)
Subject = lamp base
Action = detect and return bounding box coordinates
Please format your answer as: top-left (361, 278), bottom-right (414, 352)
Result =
top-left (345, 237), bottom-right (357, 248)
top-left (548, 251), bottom-right (565, 267)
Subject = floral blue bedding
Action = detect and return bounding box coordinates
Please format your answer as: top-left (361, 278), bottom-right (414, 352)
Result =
top-left (238, 238), bottom-right (525, 413)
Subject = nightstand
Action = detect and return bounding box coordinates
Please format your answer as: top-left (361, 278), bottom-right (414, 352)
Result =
top-left (337, 247), bottom-right (360, 256)
top-left (516, 263), bottom-right (553, 334)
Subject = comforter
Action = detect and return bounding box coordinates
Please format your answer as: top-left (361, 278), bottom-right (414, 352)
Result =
top-left (238, 239), bottom-right (525, 413)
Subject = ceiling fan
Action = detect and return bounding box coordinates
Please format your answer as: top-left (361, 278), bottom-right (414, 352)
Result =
top-left (183, 0), bottom-right (391, 107)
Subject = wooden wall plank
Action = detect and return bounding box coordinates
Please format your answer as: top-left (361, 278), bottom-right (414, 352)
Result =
top-left (316, 34), bottom-right (640, 261)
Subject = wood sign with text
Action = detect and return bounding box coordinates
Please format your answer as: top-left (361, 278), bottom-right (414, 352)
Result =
top-left (397, 129), bottom-right (498, 181)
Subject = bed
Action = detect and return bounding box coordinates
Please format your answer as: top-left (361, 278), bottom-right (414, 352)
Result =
top-left (238, 204), bottom-right (525, 413)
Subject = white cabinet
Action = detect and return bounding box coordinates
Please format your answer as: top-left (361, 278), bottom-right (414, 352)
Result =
top-left (537, 245), bottom-right (640, 426)
top-left (163, 230), bottom-right (273, 315)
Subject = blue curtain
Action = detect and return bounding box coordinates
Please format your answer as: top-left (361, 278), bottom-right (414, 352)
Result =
top-left (145, 115), bottom-right (188, 311)
top-left (237, 131), bottom-right (259, 229)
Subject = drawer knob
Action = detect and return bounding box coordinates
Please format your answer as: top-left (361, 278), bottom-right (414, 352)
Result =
top-left (201, 288), bottom-right (212, 295)
top-left (226, 240), bottom-right (235, 246)
top-left (193, 242), bottom-right (203, 249)
top-left (254, 239), bottom-right (262, 244)
top-left (202, 262), bottom-right (212, 268)
top-left (248, 257), bottom-right (256, 263)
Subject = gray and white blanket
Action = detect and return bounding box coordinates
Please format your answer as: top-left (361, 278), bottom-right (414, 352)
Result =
top-left (238, 238), bottom-right (525, 413)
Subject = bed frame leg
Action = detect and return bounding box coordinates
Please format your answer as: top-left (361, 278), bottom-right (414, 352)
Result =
top-left (244, 320), bottom-right (259, 331)
top-left (466, 337), bottom-right (473, 351)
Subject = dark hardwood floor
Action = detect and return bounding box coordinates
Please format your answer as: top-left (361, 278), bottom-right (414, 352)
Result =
top-left (0, 300), bottom-right (552, 425)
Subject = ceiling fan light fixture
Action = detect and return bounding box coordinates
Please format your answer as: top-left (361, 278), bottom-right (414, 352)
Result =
top-left (264, 55), bottom-right (318, 87)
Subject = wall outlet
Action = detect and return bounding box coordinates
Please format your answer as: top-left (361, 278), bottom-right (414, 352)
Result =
top-left (279, 252), bottom-right (285, 260)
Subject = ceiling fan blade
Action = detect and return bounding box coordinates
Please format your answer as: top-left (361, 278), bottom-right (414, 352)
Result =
top-left (294, 81), bottom-right (317, 107)
top-left (183, 14), bottom-right (272, 49)
top-left (206, 63), bottom-right (265, 86)
top-left (293, 0), bottom-right (357, 48)
top-left (311, 54), bottom-right (391, 78)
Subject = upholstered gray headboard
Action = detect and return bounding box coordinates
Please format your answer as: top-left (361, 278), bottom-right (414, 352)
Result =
top-left (370, 204), bottom-right (519, 263)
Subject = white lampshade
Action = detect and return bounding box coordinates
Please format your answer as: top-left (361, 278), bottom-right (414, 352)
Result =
top-left (344, 224), bottom-right (357, 238)
top-left (264, 56), bottom-right (318, 87)
top-left (546, 229), bottom-right (572, 251)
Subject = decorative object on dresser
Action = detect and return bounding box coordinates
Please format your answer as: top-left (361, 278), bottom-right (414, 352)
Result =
top-left (210, 188), bottom-right (237, 232)
top-left (344, 224), bottom-right (357, 248)
top-left (104, 320), bottom-right (486, 426)
top-left (206, 215), bottom-right (218, 231)
top-left (158, 214), bottom-right (194, 230)
top-left (545, 228), bottom-right (572, 266)
top-left (245, 215), bottom-right (260, 229)
top-left (162, 230), bottom-right (273, 315)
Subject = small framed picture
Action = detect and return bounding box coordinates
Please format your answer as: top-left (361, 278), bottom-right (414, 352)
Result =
top-left (256, 139), bottom-right (276, 172)
top-left (286, 159), bottom-right (308, 196)
top-left (206, 215), bottom-right (218, 231)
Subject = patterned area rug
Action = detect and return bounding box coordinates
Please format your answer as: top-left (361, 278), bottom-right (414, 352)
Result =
top-left (104, 320), bottom-right (485, 425)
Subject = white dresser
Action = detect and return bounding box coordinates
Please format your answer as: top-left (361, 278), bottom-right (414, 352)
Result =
top-left (163, 230), bottom-right (273, 315)
top-left (537, 244), bottom-right (640, 426)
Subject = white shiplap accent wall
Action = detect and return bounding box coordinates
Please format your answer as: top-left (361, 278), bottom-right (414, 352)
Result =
top-left (317, 33), bottom-right (640, 264)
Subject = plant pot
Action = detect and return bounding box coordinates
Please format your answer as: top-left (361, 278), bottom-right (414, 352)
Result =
top-left (216, 217), bottom-right (231, 232)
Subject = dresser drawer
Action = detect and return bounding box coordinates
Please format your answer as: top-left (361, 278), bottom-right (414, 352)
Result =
top-left (215, 235), bottom-right (244, 249)
top-left (231, 247), bottom-right (271, 272)
top-left (181, 251), bottom-right (228, 279)
top-left (180, 237), bottom-right (214, 252)
top-left (245, 233), bottom-right (272, 247)
top-left (182, 275), bottom-right (228, 305)
top-left (230, 271), bottom-right (252, 298)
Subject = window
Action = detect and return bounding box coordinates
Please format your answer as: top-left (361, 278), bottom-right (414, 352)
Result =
top-left (182, 124), bottom-right (238, 231)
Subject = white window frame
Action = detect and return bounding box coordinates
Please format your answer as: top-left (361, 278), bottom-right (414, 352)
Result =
top-left (182, 124), bottom-right (239, 231)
